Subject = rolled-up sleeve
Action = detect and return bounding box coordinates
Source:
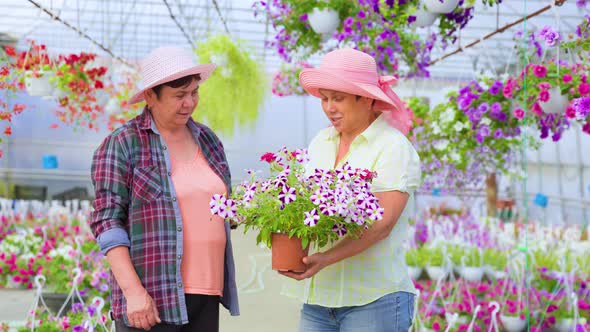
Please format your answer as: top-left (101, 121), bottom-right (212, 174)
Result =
top-left (90, 134), bottom-right (131, 255)
top-left (372, 136), bottom-right (421, 193)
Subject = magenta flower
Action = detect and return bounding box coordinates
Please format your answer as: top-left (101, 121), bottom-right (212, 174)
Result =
top-left (539, 90), bottom-right (550, 102)
top-left (579, 83), bottom-right (590, 95)
top-left (534, 65), bottom-right (547, 78)
top-left (538, 82), bottom-right (551, 90)
top-left (566, 106), bottom-right (576, 119)
top-left (532, 103), bottom-right (543, 115)
top-left (563, 74), bottom-right (573, 83)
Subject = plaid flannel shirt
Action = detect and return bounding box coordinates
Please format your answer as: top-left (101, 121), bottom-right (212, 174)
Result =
top-left (90, 109), bottom-right (239, 325)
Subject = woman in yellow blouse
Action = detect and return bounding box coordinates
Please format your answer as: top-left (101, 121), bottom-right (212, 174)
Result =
top-left (280, 48), bottom-right (421, 332)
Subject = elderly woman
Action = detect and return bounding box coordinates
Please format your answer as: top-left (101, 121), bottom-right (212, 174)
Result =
top-left (280, 48), bottom-right (421, 332)
top-left (90, 46), bottom-right (238, 332)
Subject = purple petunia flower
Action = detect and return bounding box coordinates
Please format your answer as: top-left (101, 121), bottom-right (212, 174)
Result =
top-left (493, 129), bottom-right (503, 139)
top-left (488, 81), bottom-right (503, 95)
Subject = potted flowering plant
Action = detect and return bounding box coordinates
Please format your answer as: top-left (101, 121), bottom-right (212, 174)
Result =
top-left (194, 34), bottom-right (267, 137)
top-left (209, 147), bottom-right (383, 272)
top-left (15, 40), bottom-right (55, 97)
top-left (271, 61), bottom-right (313, 97)
top-left (414, 77), bottom-right (536, 215)
top-left (509, 59), bottom-right (590, 140)
top-left (51, 51), bottom-right (108, 130)
top-left (252, 0), bottom-right (357, 62)
top-left (0, 45), bottom-right (28, 125)
top-left (562, 15), bottom-right (589, 65)
top-left (419, 314), bottom-right (447, 332)
top-left (483, 248), bottom-right (507, 279)
top-left (405, 246), bottom-right (426, 280)
top-left (423, 245), bottom-right (447, 280)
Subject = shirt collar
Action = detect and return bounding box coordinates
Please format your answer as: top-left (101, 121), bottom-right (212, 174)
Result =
top-left (138, 107), bottom-right (202, 138)
top-left (325, 113), bottom-right (387, 143)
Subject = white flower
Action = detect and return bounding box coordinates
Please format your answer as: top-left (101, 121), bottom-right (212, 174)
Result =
top-left (440, 107), bottom-right (456, 125)
top-left (453, 122), bottom-right (464, 132)
top-left (480, 117), bottom-right (491, 126)
top-left (432, 123), bottom-right (442, 135)
top-left (450, 152), bottom-right (461, 162)
top-left (434, 140), bottom-right (449, 151)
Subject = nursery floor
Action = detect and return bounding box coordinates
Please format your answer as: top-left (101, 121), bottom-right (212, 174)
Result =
top-left (0, 231), bottom-right (302, 332)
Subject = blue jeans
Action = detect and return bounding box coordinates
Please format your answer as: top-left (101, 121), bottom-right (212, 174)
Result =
top-left (299, 292), bottom-right (415, 332)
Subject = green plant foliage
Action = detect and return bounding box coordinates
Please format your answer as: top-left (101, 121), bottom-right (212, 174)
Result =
top-left (194, 35), bottom-right (267, 137)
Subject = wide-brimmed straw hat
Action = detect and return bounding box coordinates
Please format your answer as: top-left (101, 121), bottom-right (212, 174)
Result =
top-left (299, 48), bottom-right (411, 134)
top-left (129, 46), bottom-right (216, 104)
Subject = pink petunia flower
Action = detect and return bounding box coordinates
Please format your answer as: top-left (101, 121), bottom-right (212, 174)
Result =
top-left (534, 65), bottom-right (547, 78)
top-left (579, 83), bottom-right (590, 95)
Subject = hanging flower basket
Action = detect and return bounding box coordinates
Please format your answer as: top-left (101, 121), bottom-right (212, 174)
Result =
top-left (459, 266), bottom-right (484, 282)
top-left (499, 314), bottom-right (526, 332)
top-left (24, 70), bottom-right (55, 97)
top-left (423, 0), bottom-right (460, 14)
top-left (540, 86), bottom-right (570, 114)
top-left (194, 34), bottom-right (267, 137)
top-left (308, 8), bottom-right (340, 35)
top-left (408, 266), bottom-right (423, 280)
top-left (409, 8), bottom-right (438, 28)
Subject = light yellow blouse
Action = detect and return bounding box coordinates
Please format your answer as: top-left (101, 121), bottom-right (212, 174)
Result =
top-left (281, 113), bottom-right (421, 307)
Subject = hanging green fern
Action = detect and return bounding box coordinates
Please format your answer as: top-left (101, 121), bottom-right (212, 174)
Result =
top-left (194, 35), bottom-right (268, 137)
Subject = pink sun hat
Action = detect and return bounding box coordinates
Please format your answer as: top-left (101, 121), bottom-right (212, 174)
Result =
top-left (299, 48), bottom-right (412, 134)
top-left (129, 46), bottom-right (216, 104)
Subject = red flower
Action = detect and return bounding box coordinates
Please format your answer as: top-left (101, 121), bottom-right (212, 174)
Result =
top-left (4, 127), bottom-right (11, 136)
top-left (4, 46), bottom-right (16, 57)
top-left (0, 67), bottom-right (9, 76)
top-left (260, 152), bottom-right (276, 163)
top-left (359, 169), bottom-right (377, 181)
top-left (94, 80), bottom-right (104, 89)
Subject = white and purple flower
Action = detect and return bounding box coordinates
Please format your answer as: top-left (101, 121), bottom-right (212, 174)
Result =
top-left (304, 208), bottom-right (320, 227)
top-left (278, 186), bottom-right (297, 205)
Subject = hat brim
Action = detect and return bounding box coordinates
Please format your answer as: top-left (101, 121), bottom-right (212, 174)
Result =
top-left (299, 68), bottom-right (402, 112)
top-left (129, 63), bottom-right (216, 104)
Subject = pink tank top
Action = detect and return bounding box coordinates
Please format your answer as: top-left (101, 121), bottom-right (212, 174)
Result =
top-left (170, 146), bottom-right (227, 296)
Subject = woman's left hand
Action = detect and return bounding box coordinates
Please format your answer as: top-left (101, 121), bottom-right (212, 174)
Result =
top-left (279, 252), bottom-right (328, 280)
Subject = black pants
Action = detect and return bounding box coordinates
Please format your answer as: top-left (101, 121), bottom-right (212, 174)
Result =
top-left (116, 294), bottom-right (220, 332)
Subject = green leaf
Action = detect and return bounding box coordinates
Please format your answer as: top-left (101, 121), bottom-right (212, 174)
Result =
top-left (301, 237), bottom-right (309, 250)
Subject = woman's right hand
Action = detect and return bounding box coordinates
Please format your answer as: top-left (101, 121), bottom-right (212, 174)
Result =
top-left (126, 287), bottom-right (161, 331)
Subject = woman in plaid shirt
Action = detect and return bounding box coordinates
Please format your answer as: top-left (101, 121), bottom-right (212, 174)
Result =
top-left (90, 47), bottom-right (239, 332)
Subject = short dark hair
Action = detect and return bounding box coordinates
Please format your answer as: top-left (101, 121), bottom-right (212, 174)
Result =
top-left (151, 74), bottom-right (201, 99)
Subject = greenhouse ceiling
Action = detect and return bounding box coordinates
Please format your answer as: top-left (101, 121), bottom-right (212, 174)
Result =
top-left (0, 0), bottom-right (587, 79)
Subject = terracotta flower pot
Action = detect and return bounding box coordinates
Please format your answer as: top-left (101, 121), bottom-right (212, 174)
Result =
top-left (271, 233), bottom-right (309, 273)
